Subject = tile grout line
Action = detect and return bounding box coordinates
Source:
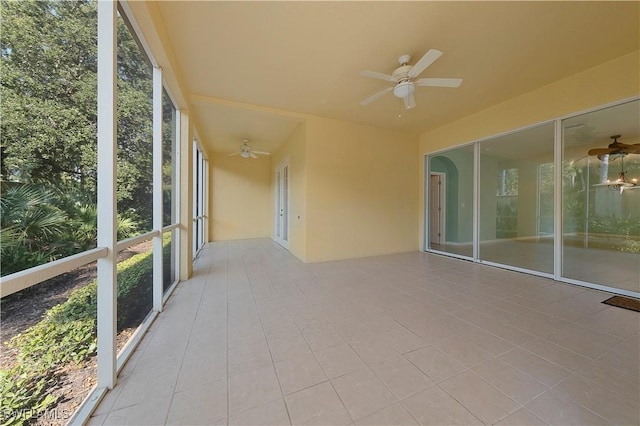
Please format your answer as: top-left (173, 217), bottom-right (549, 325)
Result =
top-left (161, 245), bottom-right (213, 424)
top-left (241, 244), bottom-right (293, 425)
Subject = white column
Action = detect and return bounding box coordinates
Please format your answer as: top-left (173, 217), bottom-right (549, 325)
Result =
top-left (96, 0), bottom-right (117, 389)
top-left (180, 112), bottom-right (193, 280)
top-left (174, 111), bottom-right (181, 282)
top-left (553, 120), bottom-right (563, 280)
top-left (203, 158), bottom-right (209, 244)
top-left (152, 66), bottom-right (163, 312)
top-left (473, 142), bottom-right (480, 261)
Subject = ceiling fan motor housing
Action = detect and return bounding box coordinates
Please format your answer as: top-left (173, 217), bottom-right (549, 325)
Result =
top-left (392, 64), bottom-right (414, 99)
top-left (392, 65), bottom-right (411, 81)
top-left (240, 143), bottom-right (251, 158)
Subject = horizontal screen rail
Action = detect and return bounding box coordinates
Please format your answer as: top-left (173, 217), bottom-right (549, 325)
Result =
top-left (1, 247), bottom-right (108, 298)
top-left (116, 230), bottom-right (160, 252)
top-left (162, 223), bottom-right (180, 233)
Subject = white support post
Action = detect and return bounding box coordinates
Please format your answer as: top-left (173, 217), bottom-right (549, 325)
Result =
top-left (553, 119), bottom-right (563, 280)
top-left (203, 158), bottom-right (209, 245)
top-left (152, 66), bottom-right (163, 312)
top-left (179, 112), bottom-right (194, 280)
top-left (97, 0), bottom-right (118, 390)
top-left (174, 111), bottom-right (181, 280)
top-left (192, 146), bottom-right (196, 257)
top-left (423, 155), bottom-right (430, 252)
top-left (473, 142), bottom-right (480, 261)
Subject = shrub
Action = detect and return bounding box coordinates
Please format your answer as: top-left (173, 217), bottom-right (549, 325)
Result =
top-left (1, 238), bottom-right (168, 425)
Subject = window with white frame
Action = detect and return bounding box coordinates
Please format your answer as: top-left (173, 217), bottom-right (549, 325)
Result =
top-left (193, 142), bottom-right (207, 257)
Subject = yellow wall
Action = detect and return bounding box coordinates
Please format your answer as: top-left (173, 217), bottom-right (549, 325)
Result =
top-left (271, 122), bottom-right (308, 261)
top-left (210, 153), bottom-right (272, 241)
top-left (209, 53), bottom-right (638, 261)
top-left (305, 116), bottom-right (419, 262)
top-left (418, 50), bottom-right (640, 249)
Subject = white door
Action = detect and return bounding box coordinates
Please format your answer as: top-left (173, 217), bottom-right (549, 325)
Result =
top-left (275, 161), bottom-right (289, 248)
top-left (430, 173), bottom-right (445, 245)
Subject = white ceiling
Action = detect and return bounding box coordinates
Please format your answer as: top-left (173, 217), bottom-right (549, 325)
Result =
top-left (151, 1), bottom-right (639, 155)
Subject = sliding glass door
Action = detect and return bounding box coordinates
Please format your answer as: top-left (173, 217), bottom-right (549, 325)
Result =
top-left (562, 100), bottom-right (640, 294)
top-left (478, 123), bottom-right (555, 274)
top-left (426, 98), bottom-right (639, 296)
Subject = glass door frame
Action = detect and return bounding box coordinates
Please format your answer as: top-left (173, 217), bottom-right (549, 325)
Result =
top-left (423, 96), bottom-right (640, 298)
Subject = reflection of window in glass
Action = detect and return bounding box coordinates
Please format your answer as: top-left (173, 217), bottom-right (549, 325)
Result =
top-left (193, 144), bottom-right (206, 256)
top-left (497, 168), bottom-right (519, 196)
top-left (563, 159), bottom-right (587, 191)
top-left (538, 163), bottom-right (554, 236)
top-left (496, 168), bottom-right (518, 239)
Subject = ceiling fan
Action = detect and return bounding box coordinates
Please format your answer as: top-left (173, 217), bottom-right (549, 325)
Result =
top-left (360, 49), bottom-right (462, 110)
top-left (587, 135), bottom-right (640, 159)
top-left (589, 135), bottom-right (639, 192)
top-left (228, 139), bottom-right (270, 159)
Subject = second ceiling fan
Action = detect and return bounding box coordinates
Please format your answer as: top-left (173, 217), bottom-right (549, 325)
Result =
top-left (360, 49), bottom-right (462, 110)
top-left (228, 139), bottom-right (270, 159)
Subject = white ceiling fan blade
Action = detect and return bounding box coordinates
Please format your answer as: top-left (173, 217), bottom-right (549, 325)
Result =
top-left (228, 151), bottom-right (240, 156)
top-left (408, 49), bottom-right (443, 78)
top-left (416, 78), bottom-right (462, 88)
top-left (249, 152), bottom-right (258, 159)
top-left (253, 151), bottom-right (271, 156)
top-left (403, 92), bottom-right (416, 109)
top-left (360, 86), bottom-right (394, 106)
top-left (360, 70), bottom-right (397, 83)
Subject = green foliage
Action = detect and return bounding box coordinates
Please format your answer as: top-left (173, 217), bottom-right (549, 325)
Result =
top-left (0, 240), bottom-right (167, 425)
top-left (589, 213), bottom-right (640, 236)
top-left (1, 0), bottom-right (161, 252)
top-left (0, 181), bottom-right (142, 275)
top-left (67, 203), bottom-right (98, 249)
top-left (115, 249), bottom-right (153, 329)
top-left (0, 367), bottom-right (58, 426)
top-left (1, 281), bottom-right (97, 425)
top-left (588, 213), bottom-right (640, 253)
top-left (1, 0), bottom-right (98, 190)
top-left (12, 283), bottom-right (97, 369)
top-left (0, 183), bottom-right (71, 275)
top-left (0, 1), bottom-right (176, 420)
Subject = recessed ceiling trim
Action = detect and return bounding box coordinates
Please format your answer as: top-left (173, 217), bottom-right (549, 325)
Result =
top-left (190, 94), bottom-right (307, 121)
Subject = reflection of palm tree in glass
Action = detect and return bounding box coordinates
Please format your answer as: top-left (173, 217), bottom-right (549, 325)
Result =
top-left (563, 159), bottom-right (587, 235)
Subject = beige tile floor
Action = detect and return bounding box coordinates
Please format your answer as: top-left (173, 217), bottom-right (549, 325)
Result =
top-left (89, 239), bottom-right (640, 425)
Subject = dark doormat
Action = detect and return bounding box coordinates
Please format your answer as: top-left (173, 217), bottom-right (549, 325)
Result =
top-left (602, 296), bottom-right (640, 313)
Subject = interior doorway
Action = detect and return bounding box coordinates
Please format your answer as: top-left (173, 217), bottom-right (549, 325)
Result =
top-left (275, 160), bottom-right (289, 249)
top-left (430, 173), bottom-right (445, 246)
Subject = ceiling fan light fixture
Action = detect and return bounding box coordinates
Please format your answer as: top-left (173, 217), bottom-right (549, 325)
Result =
top-left (604, 171), bottom-right (639, 193)
top-left (393, 81), bottom-right (415, 99)
top-left (589, 135), bottom-right (640, 192)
